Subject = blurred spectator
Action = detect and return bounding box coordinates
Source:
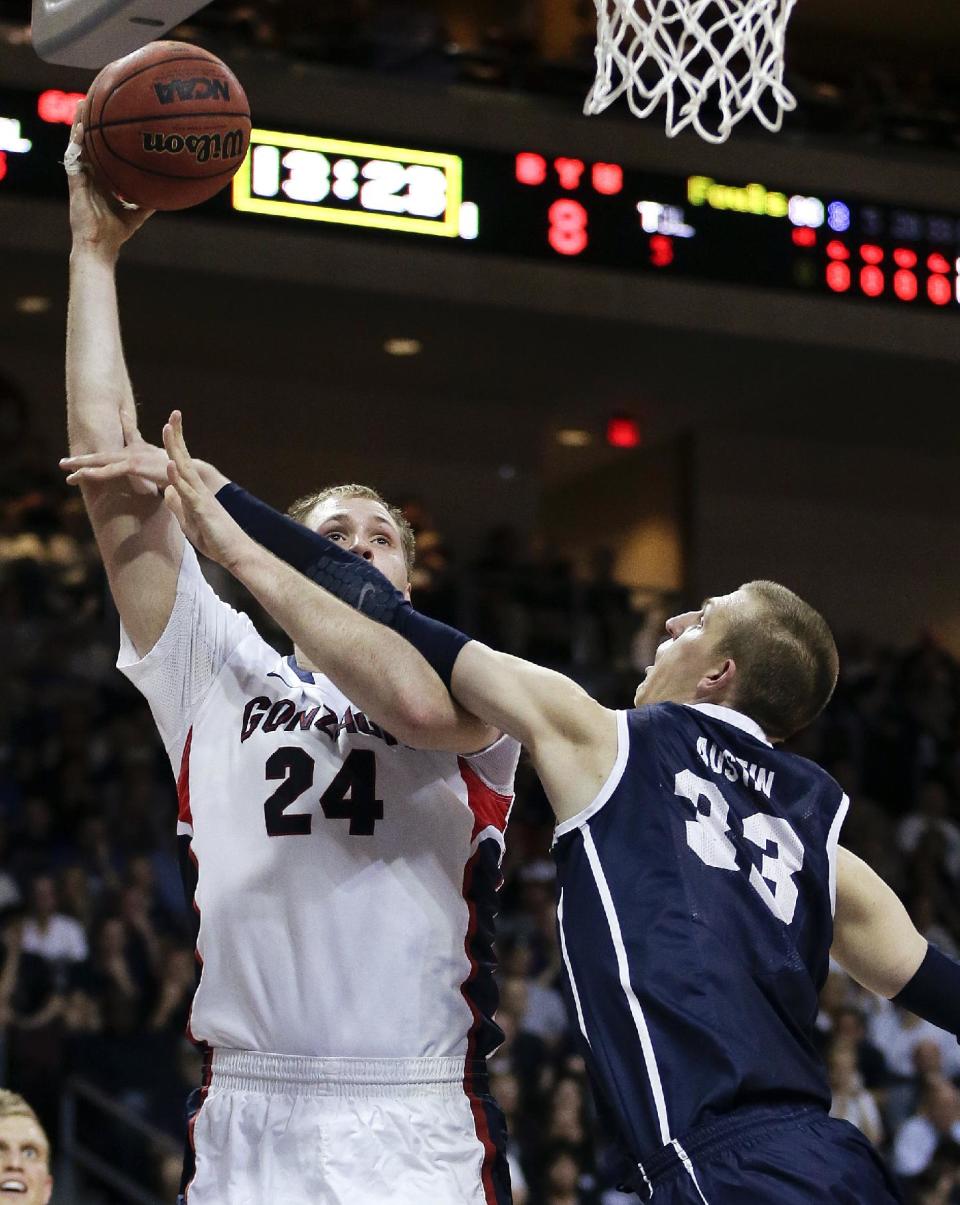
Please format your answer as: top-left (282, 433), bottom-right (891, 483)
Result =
top-left (0, 822), bottom-right (22, 917)
top-left (489, 1070), bottom-right (531, 1203)
top-left (1, 919), bottom-right (65, 1139)
top-left (827, 1042), bottom-right (884, 1146)
top-left (20, 874), bottom-right (88, 976)
top-left (897, 778), bottom-right (960, 872)
top-left (910, 1140), bottom-right (960, 1205)
top-left (831, 1005), bottom-right (890, 1092)
top-left (869, 1002), bottom-right (960, 1084)
top-left (894, 1078), bottom-right (960, 1180)
top-left (542, 1140), bottom-right (600, 1205)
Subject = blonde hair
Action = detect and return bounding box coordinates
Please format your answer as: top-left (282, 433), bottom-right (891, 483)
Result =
top-left (0, 1090), bottom-right (42, 1125)
top-left (286, 484), bottom-right (416, 573)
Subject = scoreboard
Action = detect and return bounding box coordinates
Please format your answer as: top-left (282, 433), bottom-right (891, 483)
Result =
top-left (4, 85), bottom-right (960, 314)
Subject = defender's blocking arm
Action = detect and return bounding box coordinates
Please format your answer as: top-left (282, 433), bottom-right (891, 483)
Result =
top-left (159, 415), bottom-right (495, 753)
top-left (201, 458), bottom-right (618, 814)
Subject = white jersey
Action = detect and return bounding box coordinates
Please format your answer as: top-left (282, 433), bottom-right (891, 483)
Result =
top-left (118, 544), bottom-right (519, 1061)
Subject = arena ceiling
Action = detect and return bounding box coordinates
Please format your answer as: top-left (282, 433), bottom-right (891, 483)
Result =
top-left (6, 0), bottom-right (959, 69)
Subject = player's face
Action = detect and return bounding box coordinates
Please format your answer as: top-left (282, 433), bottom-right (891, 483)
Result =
top-left (306, 495), bottom-right (410, 595)
top-left (0, 1117), bottom-right (52, 1205)
top-left (634, 590), bottom-right (745, 707)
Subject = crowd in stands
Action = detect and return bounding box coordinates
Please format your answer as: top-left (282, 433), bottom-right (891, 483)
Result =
top-left (3, 376), bottom-right (960, 1203)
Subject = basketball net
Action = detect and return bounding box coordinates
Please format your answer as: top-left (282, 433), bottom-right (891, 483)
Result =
top-left (585, 0), bottom-right (798, 144)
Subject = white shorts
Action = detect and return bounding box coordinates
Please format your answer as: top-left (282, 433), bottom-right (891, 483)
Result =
top-left (181, 1050), bottom-right (510, 1205)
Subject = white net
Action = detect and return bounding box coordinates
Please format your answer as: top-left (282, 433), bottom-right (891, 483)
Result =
top-left (585, 0), bottom-right (798, 144)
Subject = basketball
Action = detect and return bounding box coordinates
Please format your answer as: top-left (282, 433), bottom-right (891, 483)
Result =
top-left (82, 41), bottom-right (251, 211)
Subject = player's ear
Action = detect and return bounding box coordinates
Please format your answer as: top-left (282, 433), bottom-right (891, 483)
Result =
top-left (697, 657), bottom-right (735, 699)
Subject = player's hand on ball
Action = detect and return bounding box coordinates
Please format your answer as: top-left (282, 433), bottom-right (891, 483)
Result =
top-left (162, 411), bottom-right (249, 569)
top-left (66, 117), bottom-right (154, 258)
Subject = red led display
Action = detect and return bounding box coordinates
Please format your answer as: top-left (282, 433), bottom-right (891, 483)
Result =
top-left (0, 151), bottom-right (6, 183)
top-left (928, 274), bottom-right (952, 306)
top-left (607, 416), bottom-right (641, 448)
top-left (826, 240), bottom-right (850, 260)
top-left (893, 248), bottom-right (917, 269)
top-left (927, 252), bottom-right (951, 275)
top-left (792, 227), bottom-right (816, 247)
top-left (592, 163), bottom-right (623, 195)
top-left (893, 270), bottom-right (918, 302)
top-left (37, 89), bottom-right (85, 124)
top-left (516, 152), bottom-right (547, 186)
top-left (826, 261), bottom-right (851, 292)
top-left (548, 200), bottom-right (588, 256)
top-left (554, 158), bottom-right (585, 190)
top-left (860, 244), bottom-right (884, 265)
top-left (650, 234), bottom-right (673, 267)
top-left (860, 266), bottom-right (884, 297)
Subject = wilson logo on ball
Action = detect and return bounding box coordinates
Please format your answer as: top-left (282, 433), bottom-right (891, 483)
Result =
top-left (141, 129), bottom-right (245, 162)
top-left (153, 77), bottom-right (231, 104)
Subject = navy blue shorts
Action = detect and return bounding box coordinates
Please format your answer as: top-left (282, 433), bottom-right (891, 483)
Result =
top-left (633, 1105), bottom-right (904, 1204)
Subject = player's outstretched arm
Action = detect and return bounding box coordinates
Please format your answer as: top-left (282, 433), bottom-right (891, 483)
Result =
top-left (832, 847), bottom-right (927, 996)
top-left (65, 122), bottom-right (183, 658)
top-left (209, 469), bottom-right (619, 817)
top-left (448, 643), bottom-right (618, 821)
top-left (160, 413), bottom-right (493, 752)
top-left (833, 847), bottom-right (960, 1039)
top-left (208, 466), bottom-right (619, 816)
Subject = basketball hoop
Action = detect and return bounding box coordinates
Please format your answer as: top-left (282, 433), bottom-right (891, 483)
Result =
top-left (585, 0), bottom-right (798, 144)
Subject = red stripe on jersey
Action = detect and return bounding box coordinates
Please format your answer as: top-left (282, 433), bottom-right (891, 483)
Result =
top-left (459, 849), bottom-right (499, 1205)
top-left (177, 727), bottom-right (194, 826)
top-left (458, 759), bottom-right (512, 842)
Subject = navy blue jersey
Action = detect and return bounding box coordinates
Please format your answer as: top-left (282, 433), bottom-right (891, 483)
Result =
top-left (552, 702), bottom-right (849, 1170)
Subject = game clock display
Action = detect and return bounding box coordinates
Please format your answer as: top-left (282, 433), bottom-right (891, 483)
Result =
top-left (235, 127), bottom-right (960, 313)
top-left (3, 85), bottom-right (960, 314)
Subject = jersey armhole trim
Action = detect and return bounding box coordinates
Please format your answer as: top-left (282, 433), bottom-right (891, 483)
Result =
top-left (827, 792), bottom-right (850, 918)
top-left (552, 710), bottom-right (629, 841)
top-left (463, 732), bottom-right (521, 794)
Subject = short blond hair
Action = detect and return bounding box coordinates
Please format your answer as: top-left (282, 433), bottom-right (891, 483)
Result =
top-left (0, 1090), bottom-right (42, 1125)
top-left (286, 484), bottom-right (416, 573)
top-left (719, 580), bottom-right (839, 742)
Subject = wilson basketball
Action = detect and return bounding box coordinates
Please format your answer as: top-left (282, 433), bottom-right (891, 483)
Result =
top-left (82, 41), bottom-right (251, 211)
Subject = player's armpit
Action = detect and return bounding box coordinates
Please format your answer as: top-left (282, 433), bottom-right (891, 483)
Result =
top-left (450, 643), bottom-right (618, 821)
top-left (831, 846), bottom-right (927, 998)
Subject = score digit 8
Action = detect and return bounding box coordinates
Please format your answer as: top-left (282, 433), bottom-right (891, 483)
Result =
top-left (548, 199), bottom-right (588, 256)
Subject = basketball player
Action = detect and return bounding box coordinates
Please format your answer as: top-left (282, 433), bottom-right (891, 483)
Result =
top-left (63, 130), bottom-right (518, 1205)
top-left (0, 1091), bottom-right (53, 1205)
top-left (135, 425), bottom-right (960, 1204)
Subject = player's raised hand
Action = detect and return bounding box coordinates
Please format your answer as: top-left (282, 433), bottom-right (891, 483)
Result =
top-left (162, 411), bottom-right (249, 569)
top-left (65, 116), bottom-right (154, 258)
